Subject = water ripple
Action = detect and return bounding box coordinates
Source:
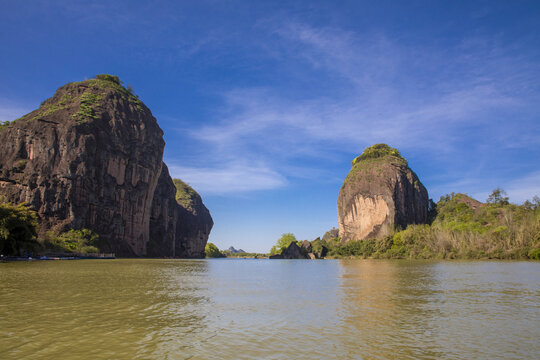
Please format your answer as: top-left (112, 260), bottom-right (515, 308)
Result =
top-left (1, 259), bottom-right (539, 359)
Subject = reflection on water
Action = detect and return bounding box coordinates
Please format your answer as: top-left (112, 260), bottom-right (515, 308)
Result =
top-left (1, 259), bottom-right (539, 359)
top-left (338, 260), bottom-right (446, 359)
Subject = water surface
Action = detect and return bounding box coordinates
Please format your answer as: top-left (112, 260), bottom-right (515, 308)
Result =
top-left (1, 259), bottom-right (538, 359)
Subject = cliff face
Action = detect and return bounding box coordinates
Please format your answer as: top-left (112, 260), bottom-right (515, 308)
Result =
top-left (337, 144), bottom-right (428, 242)
top-left (0, 75), bottom-right (212, 257)
top-left (172, 179), bottom-right (213, 258)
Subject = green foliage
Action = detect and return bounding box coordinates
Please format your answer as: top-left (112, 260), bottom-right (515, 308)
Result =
top-left (529, 247), bottom-right (540, 260)
top-left (173, 179), bottom-right (200, 211)
top-left (44, 229), bottom-right (99, 254)
top-left (311, 237), bottom-right (326, 254)
top-left (0, 202), bottom-right (39, 256)
top-left (328, 238), bottom-right (377, 258)
top-left (95, 74), bottom-right (121, 84)
top-left (72, 92), bottom-right (103, 123)
top-left (487, 187), bottom-right (510, 205)
top-left (86, 75), bottom-right (143, 112)
top-left (351, 143), bottom-right (406, 166)
top-left (326, 191), bottom-right (540, 260)
top-left (21, 93), bottom-right (75, 123)
top-left (269, 233), bottom-right (297, 255)
top-left (205, 242), bottom-right (223, 258)
top-left (0, 120), bottom-right (12, 132)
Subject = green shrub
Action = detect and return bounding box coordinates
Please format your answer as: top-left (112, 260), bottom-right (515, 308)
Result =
top-left (0, 202), bottom-right (39, 256)
top-left (0, 120), bottom-right (11, 132)
top-left (45, 229), bottom-right (99, 254)
top-left (173, 179), bottom-right (200, 211)
top-left (269, 233), bottom-right (297, 255)
top-left (205, 242), bottom-right (223, 258)
top-left (95, 74), bottom-right (121, 84)
top-left (529, 248), bottom-right (540, 260)
top-left (351, 143), bottom-right (406, 166)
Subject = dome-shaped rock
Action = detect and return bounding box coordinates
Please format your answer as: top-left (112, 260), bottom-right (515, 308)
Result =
top-left (337, 144), bottom-right (428, 242)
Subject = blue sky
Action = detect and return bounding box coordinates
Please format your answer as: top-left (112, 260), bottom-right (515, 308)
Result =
top-left (1, 1), bottom-right (540, 252)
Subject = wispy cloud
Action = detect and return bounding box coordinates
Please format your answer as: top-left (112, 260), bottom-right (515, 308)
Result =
top-left (168, 162), bottom-right (287, 194)
top-left (170, 21), bottom-right (539, 195)
top-left (473, 171), bottom-right (540, 204)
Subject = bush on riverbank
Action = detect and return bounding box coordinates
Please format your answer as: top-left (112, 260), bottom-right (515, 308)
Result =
top-left (1, 201), bottom-right (103, 256)
top-left (269, 233), bottom-right (297, 256)
top-left (324, 191), bottom-right (540, 260)
top-left (43, 229), bottom-right (100, 254)
top-left (205, 242), bottom-right (225, 258)
top-left (0, 201), bottom-right (39, 256)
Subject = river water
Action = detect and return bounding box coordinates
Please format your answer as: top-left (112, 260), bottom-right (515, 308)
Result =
top-left (1, 259), bottom-right (539, 359)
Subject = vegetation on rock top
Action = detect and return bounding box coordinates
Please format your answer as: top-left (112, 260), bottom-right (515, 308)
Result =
top-left (0, 120), bottom-right (13, 132)
top-left (343, 143), bottom-right (411, 187)
top-left (351, 143), bottom-right (407, 167)
top-left (7, 74), bottom-right (145, 126)
top-left (173, 178), bottom-right (200, 211)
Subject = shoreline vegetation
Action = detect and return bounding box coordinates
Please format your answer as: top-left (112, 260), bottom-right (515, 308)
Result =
top-left (3, 188), bottom-right (540, 261)
top-left (262, 189), bottom-right (540, 260)
top-left (0, 201), bottom-right (112, 259)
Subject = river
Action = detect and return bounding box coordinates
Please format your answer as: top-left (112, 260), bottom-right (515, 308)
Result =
top-left (1, 259), bottom-right (539, 359)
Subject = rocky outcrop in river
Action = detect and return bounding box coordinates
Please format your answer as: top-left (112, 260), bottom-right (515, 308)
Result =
top-left (0, 75), bottom-right (212, 257)
top-left (337, 144), bottom-right (428, 242)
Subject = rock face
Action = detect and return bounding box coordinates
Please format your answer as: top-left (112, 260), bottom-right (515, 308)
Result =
top-left (173, 178), bottom-right (213, 258)
top-left (338, 144), bottom-right (428, 242)
top-left (269, 241), bottom-right (309, 259)
top-left (300, 240), bottom-right (312, 253)
top-left (0, 75), bottom-right (212, 257)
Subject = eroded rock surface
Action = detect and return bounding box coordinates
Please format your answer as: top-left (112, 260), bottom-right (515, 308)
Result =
top-left (0, 75), bottom-right (212, 257)
top-left (338, 144), bottom-right (428, 242)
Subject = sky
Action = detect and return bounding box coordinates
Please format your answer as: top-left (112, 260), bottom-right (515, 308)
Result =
top-left (1, 1), bottom-right (539, 252)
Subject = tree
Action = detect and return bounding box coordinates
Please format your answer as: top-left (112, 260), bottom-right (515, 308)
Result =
top-left (269, 233), bottom-right (297, 255)
top-left (532, 196), bottom-right (540, 210)
top-left (0, 202), bottom-right (39, 256)
top-left (486, 188), bottom-right (509, 205)
top-left (205, 242), bottom-right (223, 258)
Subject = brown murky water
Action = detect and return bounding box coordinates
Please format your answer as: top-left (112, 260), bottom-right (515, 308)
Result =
top-left (1, 259), bottom-right (539, 359)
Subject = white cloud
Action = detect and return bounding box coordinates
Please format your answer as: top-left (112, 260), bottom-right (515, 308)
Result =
top-left (168, 162), bottom-right (287, 194)
top-left (190, 22), bottom-right (535, 159)
top-left (173, 21), bottom-right (539, 194)
top-left (472, 171), bottom-right (540, 204)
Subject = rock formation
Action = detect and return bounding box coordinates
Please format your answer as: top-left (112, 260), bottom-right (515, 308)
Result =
top-left (337, 144), bottom-right (428, 242)
top-left (269, 241), bottom-right (309, 259)
top-left (172, 178), bottom-right (213, 258)
top-left (0, 75), bottom-right (212, 257)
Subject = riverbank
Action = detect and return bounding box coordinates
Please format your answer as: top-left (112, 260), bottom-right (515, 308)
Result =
top-left (1, 254), bottom-right (116, 262)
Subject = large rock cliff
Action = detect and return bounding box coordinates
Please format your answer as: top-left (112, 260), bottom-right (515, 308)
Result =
top-left (0, 75), bottom-right (212, 257)
top-left (337, 144), bottom-right (428, 242)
